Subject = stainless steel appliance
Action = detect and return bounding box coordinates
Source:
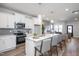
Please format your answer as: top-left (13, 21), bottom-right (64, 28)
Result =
top-left (15, 23), bottom-right (25, 29)
top-left (16, 31), bottom-right (26, 44)
top-left (14, 23), bottom-right (26, 44)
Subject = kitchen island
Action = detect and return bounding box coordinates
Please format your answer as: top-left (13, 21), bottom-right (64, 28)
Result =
top-left (26, 34), bottom-right (60, 56)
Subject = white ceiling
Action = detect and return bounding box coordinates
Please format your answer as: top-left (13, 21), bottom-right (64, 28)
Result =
top-left (1, 3), bottom-right (79, 22)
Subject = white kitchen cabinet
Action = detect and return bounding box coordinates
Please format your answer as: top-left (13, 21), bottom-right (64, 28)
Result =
top-left (0, 12), bottom-right (22, 28)
top-left (20, 16), bottom-right (26, 23)
top-left (25, 18), bottom-right (29, 28)
top-left (25, 18), bottom-right (34, 28)
top-left (0, 12), bottom-right (16, 28)
top-left (0, 12), bottom-right (34, 28)
top-left (7, 14), bottom-right (16, 28)
top-left (0, 35), bottom-right (16, 53)
top-left (0, 39), bottom-right (5, 51)
top-left (15, 15), bottom-right (21, 23)
top-left (0, 13), bottom-right (8, 28)
top-left (15, 13), bottom-right (25, 23)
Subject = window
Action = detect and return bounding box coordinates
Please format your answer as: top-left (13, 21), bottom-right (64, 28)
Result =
top-left (45, 24), bottom-right (54, 33)
top-left (54, 25), bottom-right (63, 32)
top-left (54, 25), bottom-right (59, 32)
top-left (50, 24), bottom-right (54, 30)
top-left (59, 25), bottom-right (63, 32)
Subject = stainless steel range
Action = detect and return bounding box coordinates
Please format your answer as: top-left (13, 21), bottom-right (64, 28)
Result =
top-left (14, 23), bottom-right (26, 44)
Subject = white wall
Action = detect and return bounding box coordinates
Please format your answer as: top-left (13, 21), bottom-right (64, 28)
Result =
top-left (46, 20), bottom-right (79, 38)
top-left (65, 21), bottom-right (79, 37)
top-left (54, 21), bottom-right (79, 37)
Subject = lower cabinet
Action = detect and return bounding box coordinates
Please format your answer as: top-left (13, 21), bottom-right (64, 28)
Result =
top-left (0, 35), bottom-right (16, 53)
top-left (0, 39), bottom-right (5, 52)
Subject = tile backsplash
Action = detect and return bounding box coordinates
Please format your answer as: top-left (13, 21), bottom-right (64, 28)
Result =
top-left (0, 29), bottom-right (13, 35)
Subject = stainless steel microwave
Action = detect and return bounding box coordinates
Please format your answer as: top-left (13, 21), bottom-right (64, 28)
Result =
top-left (15, 23), bottom-right (25, 29)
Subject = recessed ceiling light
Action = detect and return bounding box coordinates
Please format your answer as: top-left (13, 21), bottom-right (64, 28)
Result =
top-left (51, 20), bottom-right (54, 23)
top-left (74, 12), bottom-right (79, 14)
top-left (65, 9), bottom-right (69, 11)
top-left (74, 18), bottom-right (78, 20)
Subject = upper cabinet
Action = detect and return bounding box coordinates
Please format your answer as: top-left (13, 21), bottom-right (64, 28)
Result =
top-left (7, 14), bottom-right (16, 28)
top-left (0, 12), bottom-right (34, 29)
top-left (15, 13), bottom-right (24, 23)
top-left (15, 13), bottom-right (34, 29)
top-left (25, 18), bottom-right (34, 29)
top-left (0, 12), bottom-right (16, 28)
top-left (0, 12), bottom-right (22, 28)
top-left (0, 13), bottom-right (8, 28)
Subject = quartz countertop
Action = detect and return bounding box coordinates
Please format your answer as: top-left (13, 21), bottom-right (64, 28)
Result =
top-left (26, 34), bottom-right (59, 42)
top-left (0, 34), bottom-right (15, 36)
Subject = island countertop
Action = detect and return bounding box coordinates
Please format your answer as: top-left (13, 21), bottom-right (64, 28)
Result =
top-left (26, 34), bottom-right (59, 42)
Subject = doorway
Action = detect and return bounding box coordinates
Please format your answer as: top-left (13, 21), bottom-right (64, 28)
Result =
top-left (67, 25), bottom-right (73, 37)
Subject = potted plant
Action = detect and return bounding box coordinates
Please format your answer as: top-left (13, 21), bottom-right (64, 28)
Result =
top-left (33, 33), bottom-right (37, 36)
top-left (42, 24), bottom-right (45, 34)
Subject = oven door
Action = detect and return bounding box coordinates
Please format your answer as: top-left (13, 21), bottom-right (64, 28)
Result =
top-left (16, 36), bottom-right (25, 44)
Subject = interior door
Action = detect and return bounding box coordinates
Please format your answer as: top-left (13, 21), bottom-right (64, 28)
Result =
top-left (67, 25), bottom-right (73, 37)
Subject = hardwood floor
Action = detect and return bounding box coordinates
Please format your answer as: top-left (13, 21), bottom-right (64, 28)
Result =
top-left (0, 43), bottom-right (25, 56)
top-left (0, 38), bottom-right (79, 56)
top-left (63, 38), bottom-right (79, 56)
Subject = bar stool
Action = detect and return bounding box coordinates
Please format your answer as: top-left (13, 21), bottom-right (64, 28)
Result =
top-left (61, 34), bottom-right (67, 47)
top-left (34, 38), bottom-right (51, 56)
top-left (65, 34), bottom-right (68, 42)
top-left (57, 35), bottom-right (63, 51)
top-left (50, 35), bottom-right (59, 56)
top-left (51, 34), bottom-right (64, 56)
top-left (34, 40), bottom-right (43, 56)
